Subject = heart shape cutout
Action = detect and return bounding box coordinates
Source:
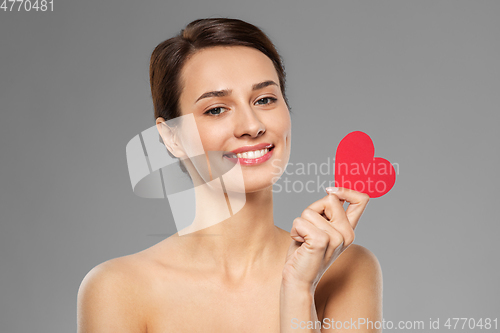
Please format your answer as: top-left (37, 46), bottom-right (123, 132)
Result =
top-left (334, 131), bottom-right (396, 198)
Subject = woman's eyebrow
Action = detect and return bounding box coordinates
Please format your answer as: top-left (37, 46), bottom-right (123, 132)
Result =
top-left (252, 80), bottom-right (278, 91)
top-left (195, 80), bottom-right (278, 103)
top-left (195, 89), bottom-right (232, 103)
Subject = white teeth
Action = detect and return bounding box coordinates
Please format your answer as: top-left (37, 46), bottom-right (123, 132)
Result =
top-left (235, 148), bottom-right (269, 159)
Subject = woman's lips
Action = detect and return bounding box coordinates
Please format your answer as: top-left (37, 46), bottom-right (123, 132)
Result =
top-left (224, 146), bottom-right (274, 165)
top-left (230, 143), bottom-right (273, 154)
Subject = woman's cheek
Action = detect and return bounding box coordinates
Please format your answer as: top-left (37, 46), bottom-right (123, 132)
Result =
top-left (200, 127), bottom-right (228, 152)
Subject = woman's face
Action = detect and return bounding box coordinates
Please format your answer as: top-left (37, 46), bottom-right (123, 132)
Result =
top-left (175, 45), bottom-right (291, 193)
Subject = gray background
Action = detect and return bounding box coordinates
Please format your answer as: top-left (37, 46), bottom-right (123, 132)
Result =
top-left (1, 0), bottom-right (499, 332)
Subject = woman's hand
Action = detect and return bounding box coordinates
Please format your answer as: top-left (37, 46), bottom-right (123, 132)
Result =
top-left (282, 187), bottom-right (370, 293)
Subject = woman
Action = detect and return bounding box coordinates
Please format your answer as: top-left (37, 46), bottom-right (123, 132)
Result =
top-left (77, 18), bottom-right (382, 332)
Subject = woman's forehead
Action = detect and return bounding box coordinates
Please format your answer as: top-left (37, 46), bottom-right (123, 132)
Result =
top-left (180, 46), bottom-right (279, 100)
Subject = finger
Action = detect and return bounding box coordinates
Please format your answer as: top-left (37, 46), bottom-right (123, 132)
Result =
top-left (304, 195), bottom-right (355, 247)
top-left (303, 205), bottom-right (354, 249)
top-left (306, 194), bottom-right (353, 240)
top-left (301, 207), bottom-right (337, 233)
top-left (307, 191), bottom-right (345, 223)
top-left (326, 187), bottom-right (370, 229)
top-left (291, 217), bottom-right (331, 252)
top-left (301, 208), bottom-right (352, 256)
top-left (307, 194), bottom-right (354, 247)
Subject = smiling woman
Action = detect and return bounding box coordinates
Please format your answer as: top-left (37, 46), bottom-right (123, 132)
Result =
top-left (167, 44), bottom-right (292, 194)
top-left (77, 18), bottom-right (382, 333)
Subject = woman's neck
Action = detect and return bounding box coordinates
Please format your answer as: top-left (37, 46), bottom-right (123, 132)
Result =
top-left (176, 185), bottom-right (286, 282)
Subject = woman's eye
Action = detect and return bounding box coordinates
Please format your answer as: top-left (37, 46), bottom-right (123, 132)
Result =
top-left (255, 97), bottom-right (277, 105)
top-left (204, 107), bottom-right (227, 116)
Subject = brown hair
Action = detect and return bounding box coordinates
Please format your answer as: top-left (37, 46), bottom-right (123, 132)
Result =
top-left (149, 18), bottom-right (289, 122)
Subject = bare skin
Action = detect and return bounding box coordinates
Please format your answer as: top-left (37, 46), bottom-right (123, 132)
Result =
top-left (78, 226), bottom-right (381, 332)
top-left (77, 46), bottom-right (382, 332)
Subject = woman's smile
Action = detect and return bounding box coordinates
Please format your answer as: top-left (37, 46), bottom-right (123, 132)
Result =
top-left (176, 45), bottom-right (292, 192)
top-left (224, 143), bottom-right (275, 165)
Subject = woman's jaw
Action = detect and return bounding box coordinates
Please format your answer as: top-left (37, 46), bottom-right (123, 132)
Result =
top-left (174, 45), bottom-right (292, 193)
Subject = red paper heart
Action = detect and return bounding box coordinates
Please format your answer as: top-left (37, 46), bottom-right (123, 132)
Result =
top-left (334, 131), bottom-right (396, 198)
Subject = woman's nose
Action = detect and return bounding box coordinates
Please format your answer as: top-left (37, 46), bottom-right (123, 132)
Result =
top-left (233, 105), bottom-right (266, 138)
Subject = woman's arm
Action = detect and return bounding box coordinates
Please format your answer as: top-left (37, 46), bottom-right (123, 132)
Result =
top-left (280, 245), bottom-right (382, 333)
top-left (280, 283), bottom-right (321, 332)
top-left (319, 244), bottom-right (383, 332)
top-left (280, 187), bottom-right (372, 332)
top-left (77, 259), bottom-right (148, 333)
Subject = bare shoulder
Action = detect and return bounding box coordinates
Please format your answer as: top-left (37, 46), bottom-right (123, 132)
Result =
top-left (78, 254), bottom-right (148, 297)
top-left (336, 244), bottom-right (381, 276)
top-left (315, 244), bottom-right (383, 322)
top-left (319, 244), bottom-right (382, 289)
top-left (77, 238), bottom-right (180, 301)
top-left (77, 254), bottom-right (151, 332)
top-left (76, 236), bottom-right (205, 332)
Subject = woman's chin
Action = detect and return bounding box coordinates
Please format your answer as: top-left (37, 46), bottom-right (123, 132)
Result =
top-left (238, 174), bottom-right (275, 193)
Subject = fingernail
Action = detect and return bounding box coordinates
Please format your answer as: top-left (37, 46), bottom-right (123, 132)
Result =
top-left (326, 187), bottom-right (338, 193)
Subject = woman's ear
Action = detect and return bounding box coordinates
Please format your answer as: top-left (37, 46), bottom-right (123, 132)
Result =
top-left (156, 117), bottom-right (186, 158)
